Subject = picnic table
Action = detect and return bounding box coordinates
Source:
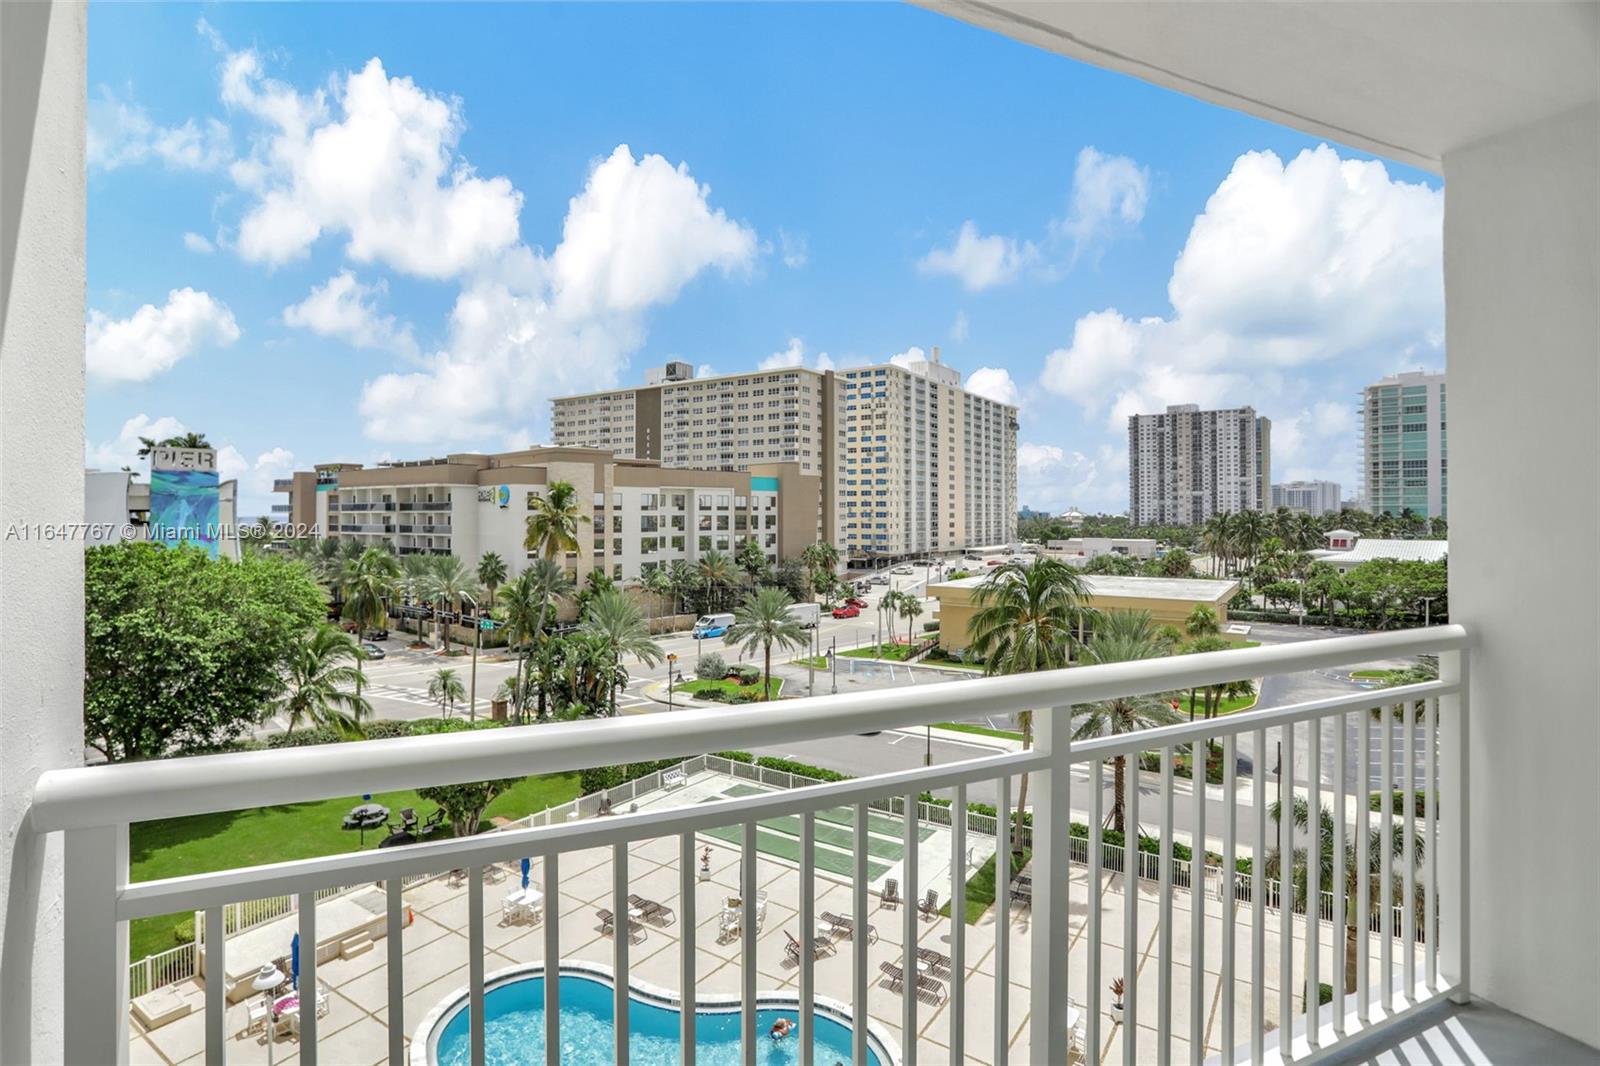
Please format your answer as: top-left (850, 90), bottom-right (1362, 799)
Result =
top-left (341, 803), bottom-right (389, 846)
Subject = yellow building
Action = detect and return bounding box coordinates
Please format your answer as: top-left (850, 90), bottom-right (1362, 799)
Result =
top-left (928, 573), bottom-right (1243, 653)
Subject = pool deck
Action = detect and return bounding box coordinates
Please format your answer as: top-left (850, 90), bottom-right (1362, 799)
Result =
top-left (130, 773), bottom-right (1417, 1065)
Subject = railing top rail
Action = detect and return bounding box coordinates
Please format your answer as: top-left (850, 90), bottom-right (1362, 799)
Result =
top-left (29, 624), bottom-right (1468, 833)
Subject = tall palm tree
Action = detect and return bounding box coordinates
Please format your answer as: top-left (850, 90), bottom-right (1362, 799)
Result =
top-left (641, 566), bottom-right (674, 622)
top-left (897, 593), bottom-right (925, 644)
top-left (1234, 509), bottom-right (1268, 573)
top-left (496, 560), bottom-right (574, 720)
top-left (1201, 512), bottom-right (1236, 576)
top-left (427, 668), bottom-right (465, 719)
top-left (1185, 603), bottom-right (1220, 638)
top-left (340, 547), bottom-right (399, 702)
top-left (724, 587), bottom-right (807, 701)
top-left (425, 558), bottom-right (479, 653)
top-left (1070, 610), bottom-right (1185, 833)
top-left (800, 541), bottom-right (840, 601)
top-left (269, 624), bottom-right (372, 736)
top-left (476, 552), bottom-right (507, 607)
top-left (697, 549), bottom-right (736, 612)
top-left (968, 557), bottom-right (1093, 851)
top-left (580, 589), bottom-right (664, 715)
top-left (524, 480), bottom-right (590, 560)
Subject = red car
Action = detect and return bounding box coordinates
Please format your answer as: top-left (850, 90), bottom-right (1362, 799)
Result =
top-left (845, 597), bottom-right (869, 609)
top-left (832, 604), bottom-right (861, 619)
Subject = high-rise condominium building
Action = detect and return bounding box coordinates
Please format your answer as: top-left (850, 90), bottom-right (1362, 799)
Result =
top-left (1271, 479), bottom-right (1343, 516)
top-left (1128, 404), bottom-right (1272, 525)
top-left (272, 447), bottom-right (823, 582)
top-left (1362, 370), bottom-right (1447, 518)
top-left (550, 350), bottom-right (1019, 564)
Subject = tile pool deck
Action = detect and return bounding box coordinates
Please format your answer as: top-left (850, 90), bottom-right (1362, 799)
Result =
top-left (130, 773), bottom-right (1416, 1065)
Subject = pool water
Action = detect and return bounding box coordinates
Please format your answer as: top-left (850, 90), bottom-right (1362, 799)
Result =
top-left (433, 973), bottom-right (883, 1066)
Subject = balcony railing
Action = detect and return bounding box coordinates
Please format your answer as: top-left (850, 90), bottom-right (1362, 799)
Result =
top-left (23, 626), bottom-right (1469, 1066)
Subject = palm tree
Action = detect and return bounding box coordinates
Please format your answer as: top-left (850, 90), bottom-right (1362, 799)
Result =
top-left (698, 549), bottom-right (736, 612)
top-left (427, 668), bottom-right (466, 719)
top-left (524, 480), bottom-right (590, 561)
top-left (269, 624), bottom-right (372, 736)
top-left (897, 593), bottom-right (925, 645)
top-left (340, 547), bottom-right (399, 702)
top-left (1070, 610), bottom-right (1185, 833)
top-left (968, 557), bottom-right (1092, 851)
top-left (1201, 513), bottom-right (1236, 576)
top-left (136, 431), bottom-right (211, 458)
top-left (1185, 603), bottom-right (1220, 638)
top-left (496, 561), bottom-right (574, 721)
top-left (579, 589), bottom-right (663, 715)
top-left (1234, 509), bottom-right (1268, 573)
top-left (800, 541), bottom-right (840, 601)
top-left (724, 587), bottom-right (807, 701)
top-left (1266, 797), bottom-right (1418, 994)
top-left (476, 552), bottom-right (507, 607)
top-left (641, 566), bottom-right (674, 622)
top-left (425, 558), bottom-right (479, 653)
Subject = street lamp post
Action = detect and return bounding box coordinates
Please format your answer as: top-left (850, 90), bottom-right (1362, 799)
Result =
top-left (1418, 595), bottom-right (1437, 627)
top-left (666, 653), bottom-right (677, 712)
top-left (462, 591), bottom-right (481, 722)
top-left (830, 637), bottom-right (838, 694)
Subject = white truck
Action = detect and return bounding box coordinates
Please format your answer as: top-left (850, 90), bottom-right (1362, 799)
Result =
top-left (785, 602), bottom-right (821, 628)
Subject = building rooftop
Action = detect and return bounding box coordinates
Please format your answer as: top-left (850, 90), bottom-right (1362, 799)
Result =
top-left (930, 573), bottom-right (1239, 603)
top-left (1311, 538), bottom-right (1449, 564)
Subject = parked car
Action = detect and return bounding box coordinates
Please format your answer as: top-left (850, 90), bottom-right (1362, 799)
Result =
top-left (831, 604), bottom-right (861, 619)
top-left (891, 565), bottom-right (914, 575)
top-left (364, 628), bottom-right (389, 642)
top-left (869, 574), bottom-right (890, 586)
top-left (785, 602), bottom-right (821, 629)
top-left (845, 597), bottom-right (869, 609)
top-left (360, 642), bottom-right (386, 660)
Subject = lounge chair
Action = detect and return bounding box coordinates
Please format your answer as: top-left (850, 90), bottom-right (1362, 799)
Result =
top-left (597, 908), bottom-right (646, 943)
top-left (784, 929), bottom-right (835, 963)
top-left (243, 999), bottom-right (271, 1036)
top-left (881, 878), bottom-right (901, 909)
top-left (918, 888), bottom-right (940, 920)
top-left (879, 960), bottom-right (906, 990)
top-left (819, 911), bottom-right (879, 943)
top-left (397, 807), bottom-right (419, 832)
top-left (419, 808), bottom-right (446, 836)
top-left (916, 946), bottom-right (953, 978)
top-left (628, 894), bottom-right (675, 925)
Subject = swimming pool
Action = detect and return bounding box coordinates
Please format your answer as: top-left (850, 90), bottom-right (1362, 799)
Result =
top-left (419, 963), bottom-right (896, 1066)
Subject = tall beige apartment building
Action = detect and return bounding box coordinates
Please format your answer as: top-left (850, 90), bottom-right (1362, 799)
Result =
top-left (1128, 404), bottom-right (1272, 526)
top-left (551, 351), bottom-right (1019, 566)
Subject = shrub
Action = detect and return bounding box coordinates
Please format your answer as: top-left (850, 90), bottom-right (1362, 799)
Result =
top-left (172, 918), bottom-right (195, 945)
top-left (266, 725), bottom-right (344, 749)
top-left (696, 653), bottom-right (727, 680)
top-left (922, 621), bottom-right (940, 633)
top-left (1370, 789), bottom-right (1433, 817)
top-left (579, 764), bottom-right (627, 794)
top-left (733, 665), bottom-right (761, 685)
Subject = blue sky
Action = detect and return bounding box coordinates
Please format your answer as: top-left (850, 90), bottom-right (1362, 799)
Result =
top-left (86, 3), bottom-right (1446, 517)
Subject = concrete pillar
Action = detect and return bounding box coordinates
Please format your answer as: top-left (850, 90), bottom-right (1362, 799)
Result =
top-left (0, 3), bottom-right (88, 1063)
top-left (1443, 100), bottom-right (1600, 1047)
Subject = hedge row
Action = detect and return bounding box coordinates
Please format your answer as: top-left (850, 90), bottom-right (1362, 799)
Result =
top-left (264, 717), bottom-right (506, 749)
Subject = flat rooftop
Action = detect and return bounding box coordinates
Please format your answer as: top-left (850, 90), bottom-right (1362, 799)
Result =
top-left (931, 573), bottom-right (1240, 603)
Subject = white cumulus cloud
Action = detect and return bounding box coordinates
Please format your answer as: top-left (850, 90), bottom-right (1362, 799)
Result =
top-left (1055, 146), bottom-right (1150, 255)
top-left (221, 50), bottom-right (523, 278)
top-left (1016, 441), bottom-right (1128, 514)
top-left (917, 221), bottom-right (1038, 291)
top-left (86, 414), bottom-right (190, 470)
top-left (182, 232), bottom-right (215, 254)
top-left (778, 229), bottom-right (809, 269)
top-left (963, 367), bottom-right (1019, 406)
top-left (86, 288), bottom-right (240, 383)
top-left (88, 87), bottom-right (231, 172)
top-left (760, 337), bottom-right (834, 372)
top-left (283, 271), bottom-right (418, 357)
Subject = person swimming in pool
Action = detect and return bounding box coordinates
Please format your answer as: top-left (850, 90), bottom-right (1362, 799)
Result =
top-left (769, 1017), bottom-right (795, 1040)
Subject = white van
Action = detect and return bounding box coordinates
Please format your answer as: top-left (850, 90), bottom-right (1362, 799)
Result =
top-left (785, 602), bottom-right (821, 629)
top-left (692, 613), bottom-right (736, 638)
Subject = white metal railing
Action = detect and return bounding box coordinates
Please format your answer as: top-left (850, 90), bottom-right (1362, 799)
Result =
top-left (22, 625), bottom-right (1470, 1066)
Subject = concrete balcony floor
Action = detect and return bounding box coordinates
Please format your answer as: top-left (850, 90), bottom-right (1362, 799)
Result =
top-left (1337, 1001), bottom-right (1600, 1065)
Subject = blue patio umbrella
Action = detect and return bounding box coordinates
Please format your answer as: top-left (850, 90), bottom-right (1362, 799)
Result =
top-left (521, 857), bottom-right (531, 889)
top-left (291, 932), bottom-right (301, 990)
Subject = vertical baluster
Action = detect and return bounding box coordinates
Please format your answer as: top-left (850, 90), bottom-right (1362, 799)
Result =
top-left (387, 878), bottom-right (405, 1066)
top-left (995, 776), bottom-right (1011, 1066)
top-left (1333, 714), bottom-right (1347, 1039)
top-left (1307, 715), bottom-right (1322, 1048)
top-left (1157, 747), bottom-right (1174, 1058)
top-left (1251, 727), bottom-right (1266, 1064)
top-left (799, 812), bottom-right (816, 1066)
top-left (1087, 760), bottom-right (1104, 1066)
top-left (1191, 734), bottom-right (1207, 1065)
top-left (902, 792), bottom-right (920, 1066)
top-left (1278, 723), bottom-right (1294, 1058)
top-left (300, 889), bottom-right (320, 1064)
top-left (1123, 748), bottom-right (1140, 1066)
top-left (204, 904), bottom-right (224, 1066)
top-left (1438, 650), bottom-right (1470, 1004)
top-left (1380, 706), bottom-right (1394, 1012)
top-left (1425, 698), bottom-right (1439, 992)
top-left (544, 853), bottom-right (560, 1066)
top-left (680, 834), bottom-right (696, 1066)
top-left (1221, 736), bottom-right (1236, 1065)
top-left (1357, 708), bottom-right (1371, 1023)
top-left (1030, 704), bottom-right (1074, 1066)
top-left (1403, 700), bottom-right (1418, 1001)
top-left (469, 868), bottom-right (485, 1066)
top-left (951, 784), bottom-right (968, 1064)
top-left (63, 825), bottom-right (131, 1066)
top-left (741, 824), bottom-right (757, 1066)
top-left (853, 803), bottom-right (870, 1066)
top-left (614, 844), bottom-right (631, 1066)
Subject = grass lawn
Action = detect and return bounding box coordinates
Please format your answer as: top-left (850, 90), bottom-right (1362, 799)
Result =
top-left (936, 722), bottom-right (1025, 742)
top-left (127, 772), bottom-right (580, 962)
top-left (947, 845), bottom-right (1032, 923)
top-left (790, 655), bottom-right (829, 669)
top-left (673, 677), bottom-right (783, 700)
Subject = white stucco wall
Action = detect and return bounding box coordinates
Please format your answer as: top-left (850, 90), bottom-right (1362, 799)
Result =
top-left (0, 3), bottom-right (86, 1062)
top-left (1443, 101), bottom-right (1600, 1047)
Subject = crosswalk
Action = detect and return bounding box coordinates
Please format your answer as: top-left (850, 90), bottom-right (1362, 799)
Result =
top-left (361, 679), bottom-right (654, 716)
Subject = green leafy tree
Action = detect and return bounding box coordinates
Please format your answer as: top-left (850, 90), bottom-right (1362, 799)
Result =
top-left (641, 565), bottom-right (674, 620)
top-left (799, 541), bottom-right (839, 601)
top-left (270, 623), bottom-right (372, 737)
top-left (724, 587), bottom-right (807, 701)
top-left (427, 668), bottom-right (466, 719)
top-left (496, 561), bottom-right (574, 720)
top-left (580, 589), bottom-right (663, 715)
top-left (476, 552), bottom-right (507, 607)
top-left (968, 557), bottom-right (1092, 850)
top-left (697, 549), bottom-right (737, 612)
top-left (1070, 610), bottom-right (1184, 832)
top-left (84, 543), bottom-right (324, 760)
top-left (524, 480), bottom-right (590, 560)
top-left (416, 778), bottom-right (522, 838)
top-left (734, 536), bottom-right (768, 581)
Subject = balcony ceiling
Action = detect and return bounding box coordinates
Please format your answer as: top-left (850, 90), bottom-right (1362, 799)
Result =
top-left (924, 1), bottom-right (1599, 171)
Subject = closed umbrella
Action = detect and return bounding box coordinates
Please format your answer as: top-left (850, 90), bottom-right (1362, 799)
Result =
top-left (521, 857), bottom-right (531, 890)
top-left (290, 933), bottom-right (300, 990)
